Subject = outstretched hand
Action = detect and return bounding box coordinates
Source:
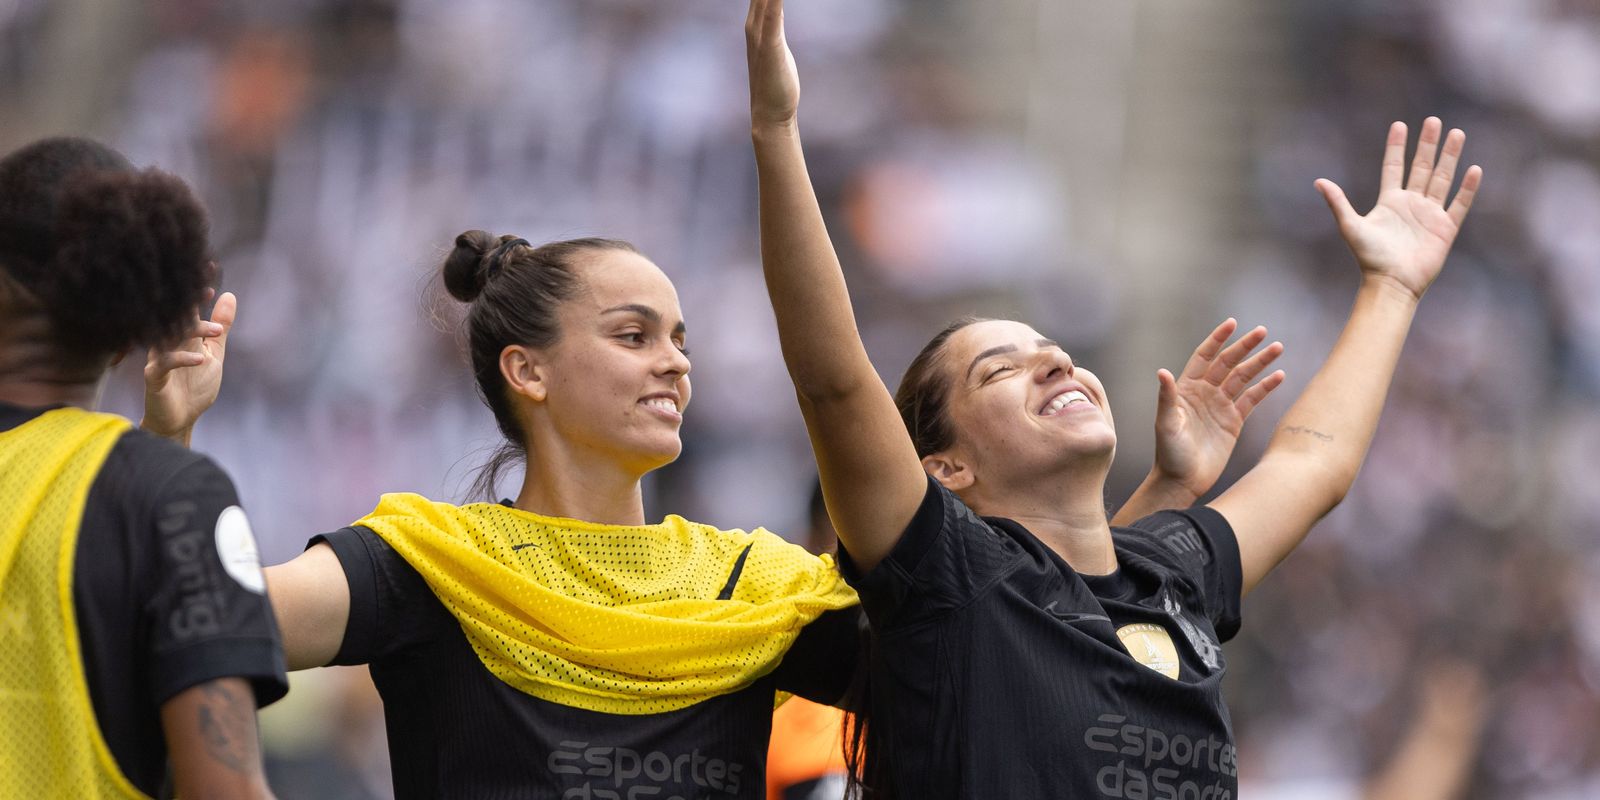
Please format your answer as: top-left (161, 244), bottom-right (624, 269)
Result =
top-left (746, 0), bottom-right (799, 128)
top-left (1153, 319), bottom-right (1285, 498)
top-left (1316, 118), bottom-right (1483, 300)
top-left (142, 290), bottom-right (236, 445)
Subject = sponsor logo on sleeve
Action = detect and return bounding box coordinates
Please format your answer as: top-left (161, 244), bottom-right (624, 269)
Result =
top-left (214, 505), bottom-right (266, 595)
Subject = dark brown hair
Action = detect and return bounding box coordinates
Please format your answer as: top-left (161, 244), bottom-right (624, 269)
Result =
top-left (441, 230), bottom-right (640, 499)
top-left (891, 315), bottom-right (989, 458)
top-left (841, 315), bottom-right (988, 800)
top-left (0, 137), bottom-right (211, 362)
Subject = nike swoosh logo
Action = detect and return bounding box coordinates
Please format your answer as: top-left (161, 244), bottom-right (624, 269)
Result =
top-left (1042, 600), bottom-right (1110, 625)
top-left (511, 542), bottom-right (540, 551)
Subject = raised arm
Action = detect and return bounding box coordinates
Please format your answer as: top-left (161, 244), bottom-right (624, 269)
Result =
top-left (1112, 319), bottom-right (1284, 525)
top-left (746, 0), bottom-right (926, 572)
top-left (1211, 118), bottom-right (1482, 595)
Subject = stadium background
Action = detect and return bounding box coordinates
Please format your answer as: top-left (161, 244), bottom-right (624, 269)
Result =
top-left (2, 0), bottom-right (1596, 796)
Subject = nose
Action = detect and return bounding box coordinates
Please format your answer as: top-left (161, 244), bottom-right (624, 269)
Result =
top-left (661, 341), bottom-right (691, 379)
top-left (1033, 349), bottom-right (1073, 383)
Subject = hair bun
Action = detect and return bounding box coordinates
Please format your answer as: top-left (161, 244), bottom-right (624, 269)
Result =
top-left (442, 229), bottom-right (499, 302)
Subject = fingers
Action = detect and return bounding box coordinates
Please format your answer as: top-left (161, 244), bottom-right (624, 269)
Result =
top-left (145, 347), bottom-right (206, 380)
top-left (209, 291), bottom-right (237, 353)
top-left (1379, 121), bottom-right (1407, 193)
top-left (1156, 368), bottom-right (1180, 409)
top-left (746, 0), bottom-right (782, 43)
top-left (1314, 179), bottom-right (1359, 231)
top-left (1447, 165), bottom-right (1483, 227)
top-left (1181, 318), bottom-right (1237, 378)
top-left (1235, 369), bottom-right (1285, 419)
top-left (1203, 326), bottom-right (1269, 385)
top-left (1405, 116), bottom-right (1442, 193)
top-left (1425, 128), bottom-right (1466, 204)
top-left (1220, 340), bottom-right (1284, 398)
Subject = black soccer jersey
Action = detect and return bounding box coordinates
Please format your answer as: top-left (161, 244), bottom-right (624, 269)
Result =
top-left (0, 403), bottom-right (289, 797)
top-left (838, 476), bottom-right (1242, 800)
top-left (314, 525), bottom-right (861, 800)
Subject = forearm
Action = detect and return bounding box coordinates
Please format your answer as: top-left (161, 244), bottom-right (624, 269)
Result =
top-left (752, 123), bottom-right (877, 401)
top-left (1261, 276), bottom-right (1418, 506)
top-left (1112, 470), bottom-right (1200, 526)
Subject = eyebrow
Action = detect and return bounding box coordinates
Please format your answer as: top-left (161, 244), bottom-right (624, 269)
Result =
top-left (601, 304), bottom-right (687, 335)
top-left (965, 338), bottom-right (1060, 381)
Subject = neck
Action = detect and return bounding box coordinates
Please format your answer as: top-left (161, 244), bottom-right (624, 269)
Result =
top-left (963, 461), bottom-right (1117, 575)
top-left (513, 432), bottom-right (649, 526)
top-left (0, 307), bottom-right (105, 410)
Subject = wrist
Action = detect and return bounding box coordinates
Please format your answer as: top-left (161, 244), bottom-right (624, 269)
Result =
top-left (1140, 467), bottom-right (1201, 506)
top-left (1357, 273), bottom-right (1426, 307)
top-left (140, 418), bottom-right (193, 447)
top-left (751, 117), bottom-right (799, 142)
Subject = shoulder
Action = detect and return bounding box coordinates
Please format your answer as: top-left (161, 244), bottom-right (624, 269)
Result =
top-left (1113, 507), bottom-right (1234, 568)
top-left (96, 428), bottom-right (233, 507)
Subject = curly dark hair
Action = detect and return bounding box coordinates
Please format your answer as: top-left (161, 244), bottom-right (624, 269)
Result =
top-left (0, 136), bottom-right (212, 360)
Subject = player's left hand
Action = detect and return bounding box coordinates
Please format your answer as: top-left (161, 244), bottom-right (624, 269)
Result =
top-left (142, 289), bottom-right (236, 444)
top-left (1153, 319), bottom-right (1285, 498)
top-left (1316, 117), bottom-right (1483, 301)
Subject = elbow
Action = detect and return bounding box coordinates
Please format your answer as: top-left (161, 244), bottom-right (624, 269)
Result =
top-left (790, 372), bottom-right (868, 409)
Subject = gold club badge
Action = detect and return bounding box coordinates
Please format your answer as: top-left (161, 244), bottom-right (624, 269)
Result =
top-left (1116, 623), bottom-right (1180, 679)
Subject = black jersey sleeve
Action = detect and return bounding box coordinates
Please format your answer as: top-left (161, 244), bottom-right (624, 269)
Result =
top-left (770, 606), bottom-right (863, 706)
top-left (311, 525), bottom-right (455, 665)
top-left (836, 475), bottom-right (1023, 631)
top-left (142, 456), bottom-right (289, 708)
top-left (1119, 506), bottom-right (1243, 642)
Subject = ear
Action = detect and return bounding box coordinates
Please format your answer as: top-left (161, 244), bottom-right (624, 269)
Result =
top-left (500, 344), bottom-right (547, 402)
top-left (921, 451), bottom-right (974, 492)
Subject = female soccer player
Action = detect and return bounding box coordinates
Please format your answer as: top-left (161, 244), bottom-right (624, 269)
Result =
top-left (0, 137), bottom-right (285, 799)
top-left (744, 0), bottom-right (1483, 796)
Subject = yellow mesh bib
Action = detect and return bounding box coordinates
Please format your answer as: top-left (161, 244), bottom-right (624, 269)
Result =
top-left (0, 407), bottom-right (145, 799)
top-left (356, 495), bottom-right (859, 715)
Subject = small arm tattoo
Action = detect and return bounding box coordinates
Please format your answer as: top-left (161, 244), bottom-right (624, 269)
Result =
top-left (1284, 425), bottom-right (1334, 442)
top-left (196, 681), bottom-right (253, 774)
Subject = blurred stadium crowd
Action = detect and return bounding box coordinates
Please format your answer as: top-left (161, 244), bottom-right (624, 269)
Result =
top-left (2, 0), bottom-right (1596, 797)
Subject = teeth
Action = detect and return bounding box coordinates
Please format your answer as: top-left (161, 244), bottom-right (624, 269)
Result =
top-left (1042, 390), bottom-right (1089, 415)
top-left (643, 398), bottom-right (677, 412)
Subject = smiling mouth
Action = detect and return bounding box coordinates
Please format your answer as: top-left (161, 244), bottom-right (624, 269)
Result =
top-left (1038, 389), bottom-right (1092, 416)
top-left (639, 397), bottom-right (683, 421)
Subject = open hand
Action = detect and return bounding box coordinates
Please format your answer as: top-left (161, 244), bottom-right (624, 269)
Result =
top-left (142, 290), bottom-right (236, 444)
top-left (746, 0), bottom-right (799, 129)
top-left (1153, 319), bottom-right (1285, 497)
top-left (1316, 118), bottom-right (1483, 300)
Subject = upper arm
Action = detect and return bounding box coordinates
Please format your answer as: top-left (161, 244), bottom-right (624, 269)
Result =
top-left (263, 543), bottom-right (350, 670)
top-left (160, 677), bottom-right (274, 800)
top-left (1207, 451), bottom-right (1346, 596)
top-left (797, 384), bottom-right (930, 574)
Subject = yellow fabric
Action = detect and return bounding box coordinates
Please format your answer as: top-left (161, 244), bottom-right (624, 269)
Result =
top-left (356, 494), bottom-right (859, 715)
top-left (0, 408), bottom-right (145, 799)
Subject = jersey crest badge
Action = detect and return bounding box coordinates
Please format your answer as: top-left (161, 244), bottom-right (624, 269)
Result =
top-left (1115, 623), bottom-right (1180, 679)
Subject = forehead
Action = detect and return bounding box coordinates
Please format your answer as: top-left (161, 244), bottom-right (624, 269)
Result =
top-left (946, 319), bottom-right (1049, 361)
top-left (572, 250), bottom-right (682, 318)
